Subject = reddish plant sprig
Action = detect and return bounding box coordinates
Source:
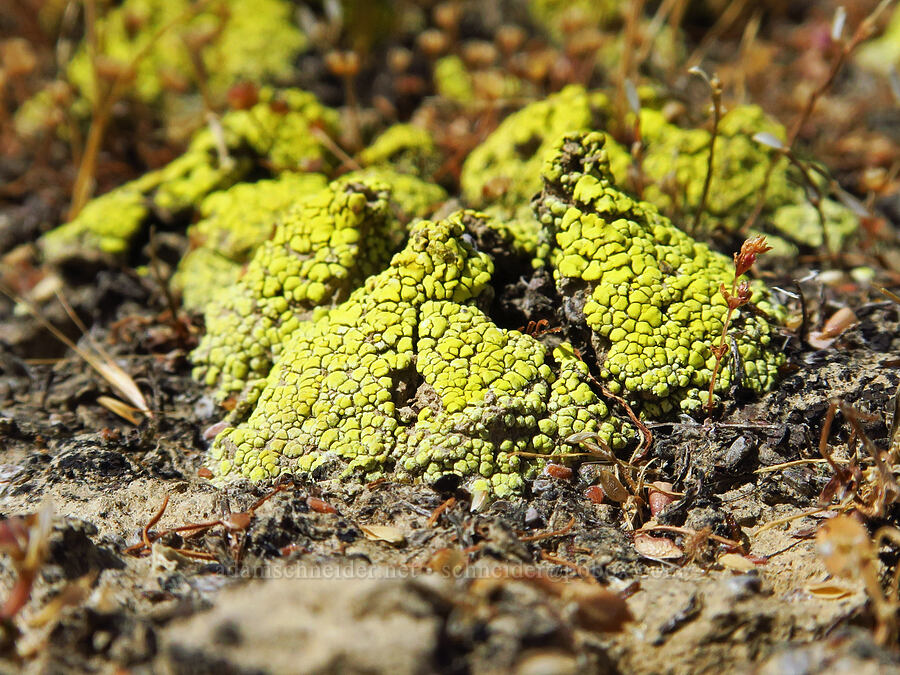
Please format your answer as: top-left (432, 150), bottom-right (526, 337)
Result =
top-left (0, 505), bottom-right (53, 621)
top-left (706, 236), bottom-right (772, 414)
top-left (733, 235), bottom-right (772, 277)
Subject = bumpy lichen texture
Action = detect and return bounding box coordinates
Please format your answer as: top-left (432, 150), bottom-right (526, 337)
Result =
top-left (462, 90), bottom-right (857, 253)
top-left (192, 179), bottom-right (402, 402)
top-left (178, 167), bottom-right (446, 314)
top-left (41, 88), bottom-right (336, 264)
top-left (204, 212), bottom-right (629, 496)
top-left (358, 124), bottom-right (441, 179)
top-left (634, 105), bottom-right (857, 249)
top-left (460, 85), bottom-right (623, 264)
top-left (174, 165), bottom-right (449, 313)
top-left (538, 132), bottom-right (785, 415)
top-left (337, 168), bottom-right (448, 223)
top-left (153, 87), bottom-right (337, 214)
top-left (174, 173), bottom-right (328, 310)
top-left (461, 86), bottom-right (615, 211)
top-left (66, 0), bottom-right (306, 106)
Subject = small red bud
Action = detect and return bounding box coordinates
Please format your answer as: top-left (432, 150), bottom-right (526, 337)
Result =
top-left (734, 236), bottom-right (772, 278)
top-left (307, 496), bottom-right (337, 514)
top-left (585, 485), bottom-right (605, 504)
top-left (544, 464), bottom-right (573, 479)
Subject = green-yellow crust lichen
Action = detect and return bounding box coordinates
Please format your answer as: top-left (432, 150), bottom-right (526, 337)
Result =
top-left (478, 204), bottom-right (545, 263)
top-left (174, 172), bottom-right (329, 310)
top-left (202, 210), bottom-right (630, 496)
top-left (770, 198), bottom-right (859, 253)
top-left (637, 106), bottom-right (784, 228)
top-left (40, 88), bottom-right (337, 264)
top-left (13, 83), bottom-right (66, 140)
top-left (460, 85), bottom-right (623, 264)
top-left (627, 105), bottom-right (858, 250)
top-left (66, 0), bottom-right (306, 107)
top-left (461, 89), bottom-right (857, 254)
top-left (537, 131), bottom-right (785, 416)
top-left (191, 173), bottom-right (330, 266)
top-left (151, 91), bottom-right (804, 494)
top-left (336, 168), bottom-right (447, 222)
top-left (635, 106), bottom-right (793, 235)
top-left (192, 179), bottom-right (402, 402)
top-left (358, 124), bottom-right (442, 179)
top-left (152, 87), bottom-right (337, 214)
top-left (41, 188), bottom-right (151, 262)
top-left (461, 85), bottom-right (616, 211)
top-left (176, 167), bottom-right (446, 314)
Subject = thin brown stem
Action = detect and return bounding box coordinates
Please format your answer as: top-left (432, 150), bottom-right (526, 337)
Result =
top-left (616, 0), bottom-right (646, 139)
top-left (68, 0), bottom-right (211, 220)
top-left (690, 71), bottom-right (722, 233)
top-left (706, 304), bottom-right (736, 413)
top-left (142, 494), bottom-right (170, 551)
top-left (741, 0), bottom-right (892, 235)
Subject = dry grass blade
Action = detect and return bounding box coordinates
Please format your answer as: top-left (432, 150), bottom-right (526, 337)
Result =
top-left (754, 457), bottom-right (849, 474)
top-left (878, 286), bottom-right (900, 305)
top-left (96, 395), bottom-right (142, 425)
top-left (359, 524), bottom-right (406, 545)
top-left (69, 0), bottom-right (213, 218)
top-left (54, 290), bottom-right (150, 415)
top-left (311, 126), bottom-right (361, 171)
top-left (89, 360), bottom-right (150, 416)
top-left (0, 283), bottom-right (151, 417)
top-left (753, 506), bottom-right (830, 536)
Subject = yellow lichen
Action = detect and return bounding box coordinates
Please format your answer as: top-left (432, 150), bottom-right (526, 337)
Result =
top-left (192, 178), bottom-right (401, 402)
top-left (538, 131), bottom-right (785, 415)
top-left (202, 210), bottom-right (630, 495)
top-left (174, 173), bottom-right (329, 310)
top-left (40, 88), bottom-right (336, 265)
top-left (358, 124), bottom-right (441, 179)
top-left (66, 0), bottom-right (306, 107)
